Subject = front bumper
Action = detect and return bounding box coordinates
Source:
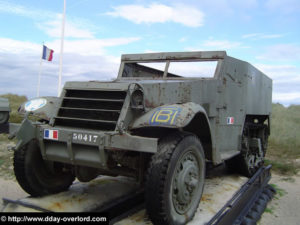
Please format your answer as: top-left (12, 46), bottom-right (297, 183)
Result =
top-left (38, 124), bottom-right (158, 168)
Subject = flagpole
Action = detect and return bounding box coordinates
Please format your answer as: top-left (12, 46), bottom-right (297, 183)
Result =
top-left (58, 0), bottom-right (66, 97)
top-left (37, 43), bottom-right (44, 97)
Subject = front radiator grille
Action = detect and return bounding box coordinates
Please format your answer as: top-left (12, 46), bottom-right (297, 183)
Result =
top-left (55, 89), bottom-right (126, 130)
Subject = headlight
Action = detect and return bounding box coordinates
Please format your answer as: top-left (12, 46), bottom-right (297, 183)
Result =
top-left (18, 97), bottom-right (59, 121)
top-left (131, 90), bottom-right (144, 110)
top-left (24, 98), bottom-right (47, 112)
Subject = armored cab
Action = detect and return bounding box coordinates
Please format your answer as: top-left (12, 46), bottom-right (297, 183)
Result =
top-left (5, 51), bottom-right (272, 225)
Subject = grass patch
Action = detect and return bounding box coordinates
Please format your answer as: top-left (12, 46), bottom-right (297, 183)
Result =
top-left (270, 183), bottom-right (287, 199)
top-left (264, 206), bottom-right (275, 214)
top-left (265, 103), bottom-right (300, 175)
top-left (0, 94), bottom-right (27, 123)
top-left (268, 104), bottom-right (300, 159)
top-left (0, 134), bottom-right (8, 142)
top-left (0, 149), bottom-right (15, 180)
top-left (265, 159), bottom-right (298, 175)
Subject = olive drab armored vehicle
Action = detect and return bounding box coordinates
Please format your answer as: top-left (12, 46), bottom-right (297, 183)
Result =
top-left (3, 51), bottom-right (272, 225)
top-left (0, 98), bottom-right (10, 133)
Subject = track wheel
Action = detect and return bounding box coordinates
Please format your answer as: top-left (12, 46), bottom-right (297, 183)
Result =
top-left (226, 131), bottom-right (265, 177)
top-left (13, 140), bottom-right (75, 197)
top-left (145, 132), bottom-right (205, 225)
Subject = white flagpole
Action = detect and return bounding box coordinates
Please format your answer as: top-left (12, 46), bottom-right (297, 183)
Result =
top-left (37, 43), bottom-right (44, 97)
top-left (58, 0), bottom-right (66, 97)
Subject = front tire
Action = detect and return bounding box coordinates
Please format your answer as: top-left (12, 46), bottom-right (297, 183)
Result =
top-left (145, 132), bottom-right (205, 225)
top-left (13, 140), bottom-right (75, 197)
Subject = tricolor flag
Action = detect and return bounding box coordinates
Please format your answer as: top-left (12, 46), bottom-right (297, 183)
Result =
top-left (44, 129), bottom-right (59, 140)
top-left (42, 45), bottom-right (54, 61)
top-left (227, 117), bottom-right (235, 125)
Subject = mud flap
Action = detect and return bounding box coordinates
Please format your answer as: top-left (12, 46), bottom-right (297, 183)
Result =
top-left (13, 118), bottom-right (36, 151)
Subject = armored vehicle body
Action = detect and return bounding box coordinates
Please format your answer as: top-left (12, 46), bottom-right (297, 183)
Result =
top-left (0, 98), bottom-right (10, 133)
top-left (5, 51), bottom-right (272, 225)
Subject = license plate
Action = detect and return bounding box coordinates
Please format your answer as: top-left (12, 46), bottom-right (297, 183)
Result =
top-left (72, 133), bottom-right (99, 144)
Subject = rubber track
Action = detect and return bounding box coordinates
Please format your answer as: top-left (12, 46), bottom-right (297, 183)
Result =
top-left (145, 132), bottom-right (199, 225)
top-left (241, 185), bottom-right (276, 225)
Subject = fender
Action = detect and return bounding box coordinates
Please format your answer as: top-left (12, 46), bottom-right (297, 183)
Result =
top-left (131, 102), bottom-right (209, 129)
top-left (18, 96), bottom-right (60, 121)
top-left (7, 96), bottom-right (59, 151)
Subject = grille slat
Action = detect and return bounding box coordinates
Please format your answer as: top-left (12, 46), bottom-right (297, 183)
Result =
top-left (55, 116), bottom-right (117, 124)
top-left (55, 89), bottom-right (126, 130)
top-left (63, 97), bottom-right (124, 102)
top-left (60, 107), bottom-right (121, 113)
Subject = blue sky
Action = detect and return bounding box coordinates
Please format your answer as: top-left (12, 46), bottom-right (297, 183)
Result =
top-left (0, 0), bottom-right (299, 105)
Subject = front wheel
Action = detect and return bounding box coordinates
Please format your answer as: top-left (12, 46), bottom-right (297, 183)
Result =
top-left (13, 140), bottom-right (75, 197)
top-left (145, 132), bottom-right (205, 225)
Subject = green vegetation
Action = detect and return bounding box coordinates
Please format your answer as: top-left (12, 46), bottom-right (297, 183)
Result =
top-left (269, 184), bottom-right (287, 199)
top-left (265, 159), bottom-right (298, 175)
top-left (264, 206), bottom-right (275, 214)
top-left (0, 150), bottom-right (14, 180)
top-left (269, 103), bottom-right (300, 158)
top-left (0, 94), bottom-right (27, 123)
top-left (266, 103), bottom-right (300, 175)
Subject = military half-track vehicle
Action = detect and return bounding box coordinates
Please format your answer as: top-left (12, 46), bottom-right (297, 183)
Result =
top-left (4, 51), bottom-right (272, 225)
top-left (0, 98), bottom-right (10, 133)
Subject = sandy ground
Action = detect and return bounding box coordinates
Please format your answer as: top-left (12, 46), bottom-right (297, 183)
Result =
top-left (0, 178), bottom-right (27, 210)
top-left (259, 173), bottom-right (300, 225)
top-left (0, 172), bottom-right (299, 224)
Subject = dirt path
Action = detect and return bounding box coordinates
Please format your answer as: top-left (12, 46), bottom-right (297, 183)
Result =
top-left (259, 173), bottom-right (300, 225)
top-left (0, 173), bottom-right (299, 225)
top-left (0, 178), bottom-right (27, 207)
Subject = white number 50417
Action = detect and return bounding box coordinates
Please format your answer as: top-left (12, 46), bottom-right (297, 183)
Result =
top-left (72, 133), bottom-right (98, 143)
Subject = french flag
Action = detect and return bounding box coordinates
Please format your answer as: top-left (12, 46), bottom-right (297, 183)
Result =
top-left (44, 129), bottom-right (58, 140)
top-left (42, 45), bottom-right (54, 61)
top-left (227, 117), bottom-right (234, 125)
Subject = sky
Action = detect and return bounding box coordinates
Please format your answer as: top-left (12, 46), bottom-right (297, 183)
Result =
top-left (0, 0), bottom-right (299, 105)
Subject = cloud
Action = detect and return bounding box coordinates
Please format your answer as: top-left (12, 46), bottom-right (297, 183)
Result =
top-left (257, 44), bottom-right (300, 61)
top-left (0, 1), bottom-right (97, 39)
top-left (0, 38), bottom-right (40, 54)
top-left (255, 63), bottom-right (300, 105)
top-left (168, 61), bottom-right (217, 78)
top-left (0, 0), bottom-right (52, 19)
top-left (47, 37), bottom-right (141, 56)
top-left (255, 64), bottom-right (300, 80)
top-left (272, 92), bottom-right (300, 105)
top-left (37, 15), bottom-right (95, 39)
top-left (106, 3), bottom-right (204, 27)
top-left (0, 37), bottom-right (140, 98)
top-left (242, 33), bottom-right (284, 40)
top-left (0, 51), bottom-right (120, 98)
top-left (0, 37), bottom-right (140, 56)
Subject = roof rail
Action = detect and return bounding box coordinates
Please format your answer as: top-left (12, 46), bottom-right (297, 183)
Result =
top-left (121, 51), bottom-right (227, 62)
